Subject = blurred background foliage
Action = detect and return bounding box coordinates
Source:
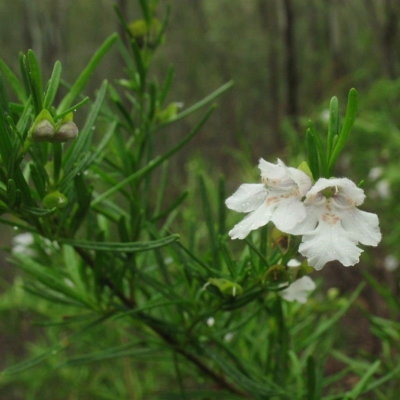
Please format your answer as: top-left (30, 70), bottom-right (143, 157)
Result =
top-left (1, 0), bottom-right (400, 398)
top-left (2, 0), bottom-right (400, 166)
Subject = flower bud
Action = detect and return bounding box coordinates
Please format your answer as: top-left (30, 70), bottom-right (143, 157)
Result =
top-left (31, 119), bottom-right (55, 142)
top-left (50, 121), bottom-right (79, 143)
top-left (208, 278), bottom-right (243, 297)
top-left (42, 191), bottom-right (68, 209)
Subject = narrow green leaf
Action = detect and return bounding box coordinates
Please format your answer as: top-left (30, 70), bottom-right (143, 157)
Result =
top-left (7, 179), bottom-right (17, 207)
top-left (0, 59), bottom-right (27, 102)
top-left (199, 175), bottom-right (218, 264)
top-left (61, 234), bottom-right (179, 253)
top-left (63, 80), bottom-right (108, 174)
top-left (18, 53), bottom-right (31, 97)
top-left (138, 0), bottom-right (151, 24)
top-left (13, 167), bottom-right (37, 208)
top-left (154, 81), bottom-right (234, 131)
top-left (54, 96), bottom-right (90, 121)
top-left (328, 88), bottom-right (358, 175)
top-left (27, 49), bottom-right (43, 113)
top-left (307, 356), bottom-right (317, 400)
top-left (159, 65), bottom-right (174, 105)
top-left (362, 362), bottom-right (400, 393)
top-left (57, 33), bottom-right (118, 113)
top-left (148, 81), bottom-right (157, 121)
top-left (16, 95), bottom-right (32, 134)
top-left (21, 206), bottom-right (56, 217)
top-left (29, 163), bottom-right (47, 199)
top-left (43, 61), bottom-right (62, 110)
top-left (151, 191), bottom-right (188, 222)
top-left (327, 96), bottom-right (339, 161)
top-left (153, 4), bottom-right (170, 49)
top-left (154, 160), bottom-right (169, 216)
top-left (130, 38), bottom-right (147, 90)
top-left (61, 346), bottom-right (161, 367)
top-left (52, 142), bottom-right (62, 186)
top-left (218, 176), bottom-right (226, 236)
top-left (117, 216), bottom-right (130, 242)
top-left (308, 120), bottom-right (327, 177)
top-left (343, 360), bottom-right (381, 400)
top-left (0, 80), bottom-right (13, 166)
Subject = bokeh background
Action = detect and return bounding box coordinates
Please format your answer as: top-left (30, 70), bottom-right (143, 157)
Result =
top-left (1, 0), bottom-right (400, 397)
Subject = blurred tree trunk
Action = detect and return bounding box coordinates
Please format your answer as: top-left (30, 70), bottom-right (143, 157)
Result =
top-left (328, 1), bottom-right (346, 81)
top-left (381, 0), bottom-right (399, 79)
top-left (22, 0), bottom-right (67, 74)
top-left (258, 0), bottom-right (284, 150)
top-left (365, 0), bottom-right (400, 79)
top-left (283, 0), bottom-right (299, 128)
top-left (117, 0), bottom-right (128, 43)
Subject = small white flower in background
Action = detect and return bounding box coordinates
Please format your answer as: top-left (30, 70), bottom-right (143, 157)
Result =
top-left (206, 317), bottom-right (215, 327)
top-left (287, 258), bottom-right (301, 268)
top-left (224, 332), bottom-right (234, 342)
top-left (384, 255), bottom-right (399, 272)
top-left (368, 167), bottom-right (382, 181)
top-left (226, 159), bottom-right (312, 239)
top-left (279, 276), bottom-right (316, 304)
top-left (375, 180), bottom-right (391, 199)
top-left (288, 177), bottom-right (381, 270)
top-left (12, 233), bottom-right (36, 256)
top-left (320, 109), bottom-right (330, 123)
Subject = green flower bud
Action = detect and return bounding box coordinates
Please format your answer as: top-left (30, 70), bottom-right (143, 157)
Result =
top-left (30, 109), bottom-right (56, 142)
top-left (32, 120), bottom-right (55, 142)
top-left (42, 191), bottom-right (68, 209)
top-left (128, 18), bottom-right (163, 48)
top-left (208, 278), bottom-right (243, 297)
top-left (50, 121), bottom-right (79, 143)
top-left (156, 102), bottom-right (181, 123)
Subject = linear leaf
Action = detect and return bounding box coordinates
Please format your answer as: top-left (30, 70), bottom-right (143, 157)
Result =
top-left (43, 61), bottom-right (62, 110)
top-left (0, 59), bottom-right (27, 102)
top-left (63, 80), bottom-right (108, 175)
top-left (61, 234), bottom-right (179, 253)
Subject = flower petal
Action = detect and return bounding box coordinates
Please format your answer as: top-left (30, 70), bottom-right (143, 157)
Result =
top-left (225, 184), bottom-right (267, 213)
top-left (271, 196), bottom-right (307, 232)
top-left (278, 160), bottom-right (313, 196)
top-left (228, 203), bottom-right (273, 239)
top-left (286, 204), bottom-right (322, 235)
top-left (279, 276), bottom-right (316, 303)
top-left (299, 220), bottom-right (362, 270)
top-left (258, 158), bottom-right (286, 180)
top-left (308, 178), bottom-right (365, 206)
top-left (340, 208), bottom-right (381, 246)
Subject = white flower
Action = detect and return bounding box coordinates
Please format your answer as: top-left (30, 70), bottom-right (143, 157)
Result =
top-left (384, 255), bottom-right (399, 272)
top-left (206, 317), bottom-right (215, 327)
top-left (287, 258), bottom-right (302, 268)
top-left (12, 233), bottom-right (36, 256)
top-left (279, 276), bottom-right (316, 303)
top-left (368, 167), bottom-right (382, 181)
top-left (226, 159), bottom-right (312, 239)
top-left (224, 332), bottom-right (234, 342)
top-left (288, 177), bottom-right (381, 270)
top-left (376, 180), bottom-right (390, 199)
